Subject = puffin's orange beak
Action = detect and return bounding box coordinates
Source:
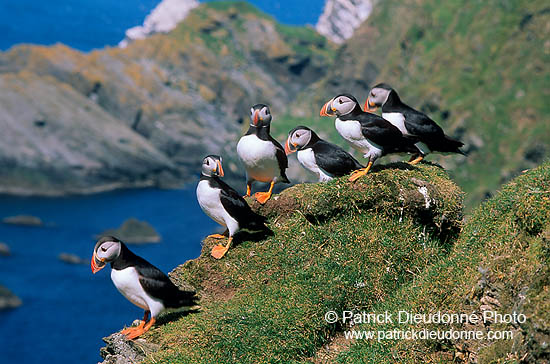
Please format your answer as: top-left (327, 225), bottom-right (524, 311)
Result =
top-left (91, 252), bottom-right (105, 274)
top-left (284, 138), bottom-right (297, 155)
top-left (252, 110), bottom-right (260, 126)
top-left (216, 160), bottom-right (224, 177)
top-left (319, 99), bottom-right (334, 117)
top-left (364, 98), bottom-right (378, 112)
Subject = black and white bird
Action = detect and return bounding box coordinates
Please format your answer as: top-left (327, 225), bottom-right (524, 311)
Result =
top-left (320, 93), bottom-right (417, 181)
top-left (285, 125), bottom-right (364, 182)
top-left (91, 236), bottom-right (197, 340)
top-left (236, 104), bottom-right (290, 204)
top-left (196, 155), bottom-right (267, 259)
top-left (365, 83), bottom-right (465, 164)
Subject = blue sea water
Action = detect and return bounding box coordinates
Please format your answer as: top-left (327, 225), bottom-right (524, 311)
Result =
top-left (0, 0), bottom-right (325, 52)
top-left (0, 187), bottom-right (218, 363)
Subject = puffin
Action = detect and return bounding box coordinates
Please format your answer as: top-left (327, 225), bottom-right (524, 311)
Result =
top-left (364, 83), bottom-right (465, 164)
top-left (196, 155), bottom-right (267, 259)
top-left (320, 93), bottom-right (417, 181)
top-left (91, 236), bottom-right (197, 340)
top-left (236, 104), bottom-right (290, 204)
top-left (284, 125), bottom-right (364, 182)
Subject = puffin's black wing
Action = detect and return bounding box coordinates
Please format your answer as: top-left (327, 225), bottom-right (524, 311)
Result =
top-left (136, 263), bottom-right (196, 308)
top-left (213, 177), bottom-right (266, 230)
top-left (269, 136), bottom-right (290, 183)
top-left (401, 107), bottom-right (445, 139)
top-left (356, 113), bottom-right (407, 147)
top-left (402, 107), bottom-right (464, 153)
top-left (312, 140), bottom-right (364, 176)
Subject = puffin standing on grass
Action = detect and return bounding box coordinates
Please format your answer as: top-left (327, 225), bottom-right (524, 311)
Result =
top-left (285, 125), bottom-right (364, 182)
top-left (237, 104), bottom-right (290, 204)
top-left (320, 93), bottom-right (417, 182)
top-left (91, 236), bottom-right (197, 340)
top-left (196, 155), bottom-right (267, 259)
top-left (364, 83), bottom-right (465, 164)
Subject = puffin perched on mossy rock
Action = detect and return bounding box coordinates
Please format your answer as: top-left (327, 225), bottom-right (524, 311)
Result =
top-left (365, 83), bottom-right (465, 164)
top-left (320, 93), bottom-right (417, 181)
top-left (285, 125), bottom-right (363, 182)
top-left (196, 155), bottom-right (268, 259)
top-left (236, 104), bottom-right (290, 204)
top-left (91, 236), bottom-right (197, 339)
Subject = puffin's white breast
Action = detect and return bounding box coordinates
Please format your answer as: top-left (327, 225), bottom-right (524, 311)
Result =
top-left (196, 180), bottom-right (239, 235)
top-left (237, 134), bottom-right (280, 182)
top-left (297, 148), bottom-right (333, 182)
top-left (111, 267), bottom-right (165, 317)
top-left (382, 112), bottom-right (411, 136)
top-left (334, 118), bottom-right (382, 159)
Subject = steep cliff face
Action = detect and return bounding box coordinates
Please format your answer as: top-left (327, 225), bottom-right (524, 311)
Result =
top-left (0, 1), bottom-right (335, 195)
top-left (293, 0), bottom-right (550, 208)
top-left (119, 0), bottom-right (199, 47)
top-left (315, 0), bottom-right (374, 43)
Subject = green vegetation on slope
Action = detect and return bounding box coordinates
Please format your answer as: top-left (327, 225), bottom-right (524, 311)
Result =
top-left (335, 162), bottom-right (550, 363)
top-left (101, 162), bottom-right (549, 363)
top-left (102, 163), bottom-right (463, 363)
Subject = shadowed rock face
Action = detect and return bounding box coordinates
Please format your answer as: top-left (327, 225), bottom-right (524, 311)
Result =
top-left (0, 2), bottom-right (335, 196)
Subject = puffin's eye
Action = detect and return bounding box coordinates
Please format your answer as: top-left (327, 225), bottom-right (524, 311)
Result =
top-left (339, 99), bottom-right (343, 104)
top-left (101, 246), bottom-right (107, 252)
top-left (371, 92), bottom-right (376, 97)
top-left (206, 160), bottom-right (210, 165)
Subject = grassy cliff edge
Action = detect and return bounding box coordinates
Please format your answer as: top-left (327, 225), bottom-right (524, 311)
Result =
top-left (100, 161), bottom-right (549, 363)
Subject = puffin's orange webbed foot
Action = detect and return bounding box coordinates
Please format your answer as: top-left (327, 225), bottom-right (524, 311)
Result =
top-left (125, 318), bottom-right (156, 340)
top-left (211, 237), bottom-right (233, 260)
top-left (207, 234), bottom-right (226, 239)
top-left (254, 191), bottom-right (272, 204)
top-left (254, 181), bottom-right (275, 204)
top-left (409, 155), bottom-right (424, 165)
top-left (120, 321), bottom-right (143, 335)
top-left (349, 161), bottom-right (373, 182)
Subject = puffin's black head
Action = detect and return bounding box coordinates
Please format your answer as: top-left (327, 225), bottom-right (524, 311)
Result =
top-left (91, 236), bottom-right (122, 273)
top-left (285, 125), bottom-right (318, 155)
top-left (365, 83), bottom-right (395, 111)
top-left (249, 104), bottom-right (272, 127)
top-left (201, 155), bottom-right (224, 177)
top-left (320, 93), bottom-right (360, 117)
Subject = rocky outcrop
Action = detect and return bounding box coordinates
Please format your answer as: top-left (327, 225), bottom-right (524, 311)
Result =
top-left (2, 215), bottom-right (43, 226)
top-left (0, 2), bottom-right (334, 196)
top-left (0, 242), bottom-right (10, 256)
top-left (58, 253), bottom-right (88, 265)
top-left (316, 0), bottom-right (374, 43)
top-left (97, 218), bottom-right (161, 244)
top-left (100, 333), bottom-right (160, 364)
top-left (119, 0), bottom-right (199, 48)
top-left (0, 285), bottom-right (22, 310)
